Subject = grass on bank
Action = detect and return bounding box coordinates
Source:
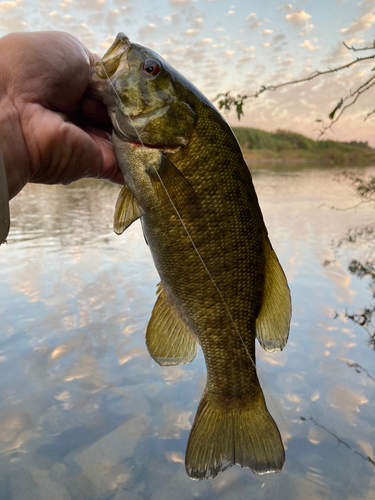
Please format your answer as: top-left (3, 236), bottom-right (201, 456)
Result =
top-left (232, 127), bottom-right (375, 165)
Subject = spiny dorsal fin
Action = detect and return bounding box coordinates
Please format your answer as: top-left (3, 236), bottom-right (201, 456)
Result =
top-left (146, 283), bottom-right (199, 366)
top-left (113, 184), bottom-right (143, 235)
top-left (256, 235), bottom-right (291, 352)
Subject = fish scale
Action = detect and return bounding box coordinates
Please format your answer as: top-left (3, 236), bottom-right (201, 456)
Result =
top-left (90, 32), bottom-right (291, 480)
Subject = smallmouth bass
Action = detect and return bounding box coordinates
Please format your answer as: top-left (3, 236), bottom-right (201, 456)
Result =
top-left (90, 33), bottom-right (292, 480)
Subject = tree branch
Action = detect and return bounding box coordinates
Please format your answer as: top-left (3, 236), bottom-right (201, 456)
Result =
top-left (343, 41), bottom-right (375, 52)
top-left (213, 41), bottom-right (375, 132)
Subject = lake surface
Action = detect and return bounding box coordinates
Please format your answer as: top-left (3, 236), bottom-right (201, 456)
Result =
top-left (0, 163), bottom-right (374, 500)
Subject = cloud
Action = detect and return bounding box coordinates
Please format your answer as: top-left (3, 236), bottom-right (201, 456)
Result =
top-left (224, 9), bottom-right (235, 16)
top-left (338, 13), bottom-right (375, 35)
top-left (323, 42), bottom-right (353, 64)
top-left (0, 14), bottom-right (27, 31)
top-left (169, 0), bottom-right (192, 8)
top-left (213, 27), bottom-right (225, 32)
top-left (246, 12), bottom-right (261, 28)
top-left (273, 34), bottom-right (286, 43)
top-left (138, 23), bottom-right (157, 39)
top-left (195, 38), bottom-right (213, 47)
top-left (261, 42), bottom-right (271, 48)
top-left (238, 55), bottom-right (255, 63)
top-left (184, 28), bottom-right (199, 36)
top-left (0, 0), bottom-right (22, 12)
top-left (282, 58), bottom-right (294, 66)
top-left (277, 3), bottom-right (293, 14)
top-left (100, 36), bottom-right (115, 50)
top-left (163, 12), bottom-right (180, 24)
top-left (59, 0), bottom-right (72, 11)
top-left (262, 29), bottom-right (273, 35)
top-left (286, 10), bottom-right (311, 25)
top-left (75, 0), bottom-right (106, 10)
top-left (300, 40), bottom-right (321, 51)
top-left (104, 8), bottom-right (122, 30)
top-left (299, 23), bottom-right (314, 37)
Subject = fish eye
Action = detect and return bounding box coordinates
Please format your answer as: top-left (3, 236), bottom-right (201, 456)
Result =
top-left (142, 59), bottom-right (161, 77)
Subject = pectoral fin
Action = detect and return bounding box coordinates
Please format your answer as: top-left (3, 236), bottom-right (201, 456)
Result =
top-left (146, 283), bottom-right (199, 366)
top-left (113, 184), bottom-right (143, 235)
top-left (256, 235), bottom-right (291, 352)
top-left (148, 155), bottom-right (200, 214)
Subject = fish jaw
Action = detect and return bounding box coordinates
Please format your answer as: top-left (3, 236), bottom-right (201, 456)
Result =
top-left (90, 33), bottom-right (133, 140)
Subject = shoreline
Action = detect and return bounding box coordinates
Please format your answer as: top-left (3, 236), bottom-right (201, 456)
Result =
top-left (241, 148), bottom-right (375, 166)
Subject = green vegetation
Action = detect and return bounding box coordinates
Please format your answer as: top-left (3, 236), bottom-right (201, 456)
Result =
top-left (232, 127), bottom-right (375, 165)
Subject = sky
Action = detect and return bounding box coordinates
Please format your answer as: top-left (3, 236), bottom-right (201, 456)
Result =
top-left (1, 0), bottom-right (375, 145)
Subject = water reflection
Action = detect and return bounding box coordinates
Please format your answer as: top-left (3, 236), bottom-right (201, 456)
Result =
top-left (0, 166), bottom-right (374, 499)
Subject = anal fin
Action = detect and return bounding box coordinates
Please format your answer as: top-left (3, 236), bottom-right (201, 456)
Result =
top-left (113, 184), bottom-right (143, 235)
top-left (146, 283), bottom-right (198, 366)
top-left (256, 235), bottom-right (291, 352)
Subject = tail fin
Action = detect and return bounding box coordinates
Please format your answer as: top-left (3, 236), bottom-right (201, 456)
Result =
top-left (185, 390), bottom-right (285, 480)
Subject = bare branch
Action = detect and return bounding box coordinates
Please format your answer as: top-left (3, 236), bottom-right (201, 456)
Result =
top-left (300, 416), bottom-right (375, 466)
top-left (317, 200), bottom-right (372, 211)
top-left (214, 52), bottom-right (375, 105)
top-left (318, 74), bottom-right (375, 135)
top-left (213, 40), bottom-right (375, 131)
top-left (343, 41), bottom-right (375, 52)
top-left (364, 107), bottom-right (375, 121)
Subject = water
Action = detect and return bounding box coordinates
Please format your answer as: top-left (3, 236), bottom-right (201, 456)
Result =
top-left (0, 164), bottom-right (374, 500)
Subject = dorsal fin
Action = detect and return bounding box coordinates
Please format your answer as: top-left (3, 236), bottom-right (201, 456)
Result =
top-left (146, 283), bottom-right (199, 366)
top-left (113, 184), bottom-right (143, 235)
top-left (256, 235), bottom-right (291, 352)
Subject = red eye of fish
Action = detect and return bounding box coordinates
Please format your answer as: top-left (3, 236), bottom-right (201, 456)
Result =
top-left (142, 59), bottom-right (160, 77)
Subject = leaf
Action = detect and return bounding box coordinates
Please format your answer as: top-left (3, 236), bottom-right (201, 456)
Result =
top-left (329, 108), bottom-right (338, 120)
top-left (329, 98), bottom-right (343, 120)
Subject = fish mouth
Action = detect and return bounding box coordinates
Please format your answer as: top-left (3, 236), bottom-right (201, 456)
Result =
top-left (89, 33), bottom-right (131, 111)
top-left (93, 33), bottom-right (131, 80)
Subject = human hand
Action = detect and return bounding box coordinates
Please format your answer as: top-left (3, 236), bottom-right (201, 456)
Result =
top-left (0, 31), bottom-right (123, 200)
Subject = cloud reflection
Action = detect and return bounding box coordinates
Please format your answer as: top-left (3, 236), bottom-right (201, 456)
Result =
top-left (327, 385), bottom-right (368, 424)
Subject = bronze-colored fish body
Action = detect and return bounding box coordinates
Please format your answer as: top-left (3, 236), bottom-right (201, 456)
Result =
top-left (90, 34), bottom-right (291, 480)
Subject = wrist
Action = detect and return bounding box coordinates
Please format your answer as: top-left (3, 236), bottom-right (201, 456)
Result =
top-left (0, 96), bottom-right (31, 199)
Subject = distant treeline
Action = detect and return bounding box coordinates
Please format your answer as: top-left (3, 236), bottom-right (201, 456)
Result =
top-left (232, 127), bottom-right (375, 165)
top-left (232, 127), bottom-right (372, 152)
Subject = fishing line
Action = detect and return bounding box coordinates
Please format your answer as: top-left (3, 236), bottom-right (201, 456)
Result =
top-left (99, 59), bottom-right (285, 425)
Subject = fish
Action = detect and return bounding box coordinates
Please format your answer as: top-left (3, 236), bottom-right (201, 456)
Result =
top-left (90, 33), bottom-right (292, 481)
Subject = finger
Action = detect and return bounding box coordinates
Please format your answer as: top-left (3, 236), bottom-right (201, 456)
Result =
top-left (86, 131), bottom-right (124, 185)
top-left (83, 125), bottom-right (111, 141)
top-left (81, 96), bottom-right (112, 124)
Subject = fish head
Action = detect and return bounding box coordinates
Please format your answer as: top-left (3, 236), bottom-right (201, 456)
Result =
top-left (90, 33), bottom-right (196, 149)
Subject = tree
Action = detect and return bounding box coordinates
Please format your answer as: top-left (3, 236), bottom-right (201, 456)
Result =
top-left (214, 41), bottom-right (375, 137)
